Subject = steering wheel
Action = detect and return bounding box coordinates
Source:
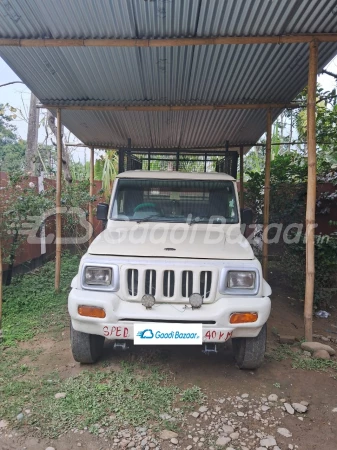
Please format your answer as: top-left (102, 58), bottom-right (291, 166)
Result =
top-left (134, 202), bottom-right (158, 213)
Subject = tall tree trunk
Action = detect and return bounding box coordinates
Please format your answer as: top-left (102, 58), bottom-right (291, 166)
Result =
top-left (25, 93), bottom-right (39, 174)
top-left (47, 111), bottom-right (72, 183)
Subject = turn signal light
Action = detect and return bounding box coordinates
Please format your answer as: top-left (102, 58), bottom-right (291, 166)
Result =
top-left (230, 312), bottom-right (258, 324)
top-left (78, 306), bottom-right (106, 319)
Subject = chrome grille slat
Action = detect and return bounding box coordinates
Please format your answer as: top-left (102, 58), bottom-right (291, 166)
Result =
top-left (127, 268), bottom-right (138, 297)
top-left (145, 269), bottom-right (156, 295)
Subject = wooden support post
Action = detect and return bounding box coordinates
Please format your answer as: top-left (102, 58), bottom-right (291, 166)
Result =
top-left (304, 41), bottom-right (318, 342)
top-left (0, 243), bottom-right (3, 341)
top-left (55, 108), bottom-right (62, 291)
top-left (89, 147), bottom-right (95, 245)
top-left (262, 110), bottom-right (272, 280)
top-left (239, 145), bottom-right (244, 208)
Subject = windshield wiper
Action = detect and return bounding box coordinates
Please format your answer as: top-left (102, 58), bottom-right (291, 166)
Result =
top-left (133, 214), bottom-right (161, 223)
top-left (188, 216), bottom-right (210, 225)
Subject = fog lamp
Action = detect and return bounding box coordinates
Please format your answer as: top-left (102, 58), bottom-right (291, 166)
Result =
top-left (142, 294), bottom-right (155, 309)
top-left (189, 293), bottom-right (203, 309)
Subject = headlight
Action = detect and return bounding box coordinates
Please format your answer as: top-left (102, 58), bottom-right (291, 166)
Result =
top-left (219, 269), bottom-right (259, 295)
top-left (85, 267), bottom-right (112, 285)
top-left (227, 271), bottom-right (256, 289)
top-left (81, 264), bottom-right (119, 291)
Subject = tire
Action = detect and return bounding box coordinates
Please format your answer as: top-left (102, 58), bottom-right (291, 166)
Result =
top-left (232, 324), bottom-right (267, 370)
top-left (70, 323), bottom-right (105, 363)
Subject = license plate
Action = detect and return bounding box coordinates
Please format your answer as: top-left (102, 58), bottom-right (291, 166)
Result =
top-left (134, 323), bottom-right (202, 345)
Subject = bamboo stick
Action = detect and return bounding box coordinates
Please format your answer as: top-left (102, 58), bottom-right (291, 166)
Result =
top-left (38, 102), bottom-right (299, 112)
top-left (304, 41), bottom-right (318, 342)
top-left (55, 108), bottom-right (62, 291)
top-left (0, 243), bottom-right (3, 342)
top-left (89, 147), bottom-right (95, 245)
top-left (1, 33), bottom-right (337, 48)
top-left (262, 109), bottom-right (272, 281)
top-left (239, 145), bottom-right (244, 208)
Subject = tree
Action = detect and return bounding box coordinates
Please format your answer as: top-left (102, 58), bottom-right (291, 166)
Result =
top-left (47, 111), bottom-right (72, 182)
top-left (94, 150), bottom-right (118, 198)
top-left (0, 104), bottom-right (26, 172)
top-left (25, 93), bottom-right (39, 174)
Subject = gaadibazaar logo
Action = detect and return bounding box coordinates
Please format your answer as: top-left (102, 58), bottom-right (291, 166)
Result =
top-left (136, 329), bottom-right (200, 340)
top-left (134, 323), bottom-right (202, 345)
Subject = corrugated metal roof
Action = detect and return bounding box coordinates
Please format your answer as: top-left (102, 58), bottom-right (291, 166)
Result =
top-left (1, 0), bottom-right (337, 149)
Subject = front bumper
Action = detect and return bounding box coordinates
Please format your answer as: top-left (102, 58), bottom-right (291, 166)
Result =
top-left (69, 289), bottom-right (271, 343)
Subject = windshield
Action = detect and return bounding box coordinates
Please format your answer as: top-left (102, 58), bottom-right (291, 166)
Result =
top-left (111, 178), bottom-right (239, 224)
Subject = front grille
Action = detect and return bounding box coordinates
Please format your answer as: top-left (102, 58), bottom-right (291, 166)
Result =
top-left (123, 266), bottom-right (216, 303)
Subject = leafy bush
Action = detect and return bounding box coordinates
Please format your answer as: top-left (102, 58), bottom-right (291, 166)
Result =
top-left (245, 152), bottom-right (307, 225)
top-left (280, 233), bottom-right (337, 309)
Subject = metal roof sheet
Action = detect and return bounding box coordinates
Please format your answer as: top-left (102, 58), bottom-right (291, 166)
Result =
top-left (1, 0), bottom-right (337, 149)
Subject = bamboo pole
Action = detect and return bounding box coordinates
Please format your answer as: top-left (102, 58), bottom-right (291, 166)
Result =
top-left (38, 102), bottom-right (299, 112)
top-left (89, 147), bottom-right (95, 245)
top-left (1, 34), bottom-right (337, 48)
top-left (239, 145), bottom-right (244, 208)
top-left (0, 243), bottom-right (3, 342)
top-left (304, 41), bottom-right (319, 342)
top-left (262, 109), bottom-right (272, 281)
top-left (55, 108), bottom-right (62, 291)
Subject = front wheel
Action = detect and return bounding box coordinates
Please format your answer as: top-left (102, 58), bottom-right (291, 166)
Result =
top-left (70, 323), bottom-right (105, 363)
top-left (232, 324), bottom-right (267, 370)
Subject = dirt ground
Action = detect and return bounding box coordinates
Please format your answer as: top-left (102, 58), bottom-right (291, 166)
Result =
top-left (1, 273), bottom-right (337, 450)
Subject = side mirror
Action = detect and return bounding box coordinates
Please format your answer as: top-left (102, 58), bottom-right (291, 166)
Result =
top-left (241, 208), bottom-right (253, 226)
top-left (96, 203), bottom-right (109, 221)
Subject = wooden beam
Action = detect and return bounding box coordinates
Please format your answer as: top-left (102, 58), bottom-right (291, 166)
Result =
top-left (262, 109), bottom-right (272, 281)
top-left (89, 147), bottom-right (95, 245)
top-left (55, 108), bottom-right (62, 291)
top-left (1, 34), bottom-right (337, 48)
top-left (239, 145), bottom-right (244, 208)
top-left (304, 41), bottom-right (319, 342)
top-left (39, 102), bottom-right (299, 112)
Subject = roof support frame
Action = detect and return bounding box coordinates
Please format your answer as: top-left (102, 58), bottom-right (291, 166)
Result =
top-left (1, 33), bottom-right (337, 47)
top-left (39, 103), bottom-right (298, 112)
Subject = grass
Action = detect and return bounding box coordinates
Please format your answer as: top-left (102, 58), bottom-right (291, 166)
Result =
top-left (1, 253), bottom-right (80, 345)
top-left (0, 351), bottom-right (204, 438)
top-left (0, 255), bottom-right (206, 437)
top-left (267, 343), bottom-right (337, 373)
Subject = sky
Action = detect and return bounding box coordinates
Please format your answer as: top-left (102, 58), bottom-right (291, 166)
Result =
top-left (1, 55), bottom-right (337, 163)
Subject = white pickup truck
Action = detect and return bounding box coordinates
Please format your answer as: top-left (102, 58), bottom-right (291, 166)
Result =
top-left (68, 171), bottom-right (271, 369)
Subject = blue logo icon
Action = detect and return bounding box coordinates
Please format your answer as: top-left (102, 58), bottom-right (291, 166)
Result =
top-left (137, 329), bottom-right (154, 339)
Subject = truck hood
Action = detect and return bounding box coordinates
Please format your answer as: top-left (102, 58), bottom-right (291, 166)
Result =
top-left (89, 223), bottom-right (254, 260)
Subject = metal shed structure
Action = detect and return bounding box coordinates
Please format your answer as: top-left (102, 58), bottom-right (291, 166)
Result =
top-left (1, 0), bottom-right (337, 340)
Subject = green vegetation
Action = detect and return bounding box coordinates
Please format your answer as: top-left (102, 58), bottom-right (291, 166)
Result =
top-left (180, 385), bottom-right (205, 403)
top-left (267, 344), bottom-right (337, 373)
top-left (2, 253), bottom-right (79, 345)
top-left (0, 255), bottom-right (206, 438)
